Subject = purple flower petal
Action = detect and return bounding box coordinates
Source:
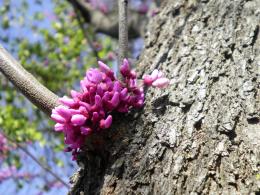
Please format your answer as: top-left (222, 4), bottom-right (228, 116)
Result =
top-left (129, 79), bottom-right (137, 89)
top-left (59, 96), bottom-right (77, 107)
top-left (151, 69), bottom-right (159, 80)
top-left (143, 75), bottom-right (153, 86)
top-left (78, 106), bottom-right (89, 118)
top-left (54, 123), bottom-right (65, 132)
top-left (100, 115), bottom-right (112, 129)
top-left (95, 95), bottom-right (102, 108)
top-left (120, 88), bottom-right (128, 100)
top-left (102, 91), bottom-right (111, 102)
top-left (71, 90), bottom-right (82, 101)
top-left (86, 68), bottom-right (103, 83)
top-left (80, 127), bottom-right (92, 135)
top-left (120, 58), bottom-right (130, 77)
top-left (51, 114), bottom-right (66, 124)
top-left (55, 105), bottom-right (72, 120)
top-left (71, 114), bottom-right (86, 126)
top-left (98, 61), bottom-right (111, 73)
top-left (130, 70), bottom-right (137, 79)
top-left (79, 101), bottom-right (91, 111)
top-left (110, 92), bottom-right (120, 107)
top-left (92, 112), bottom-right (99, 123)
top-left (96, 84), bottom-right (104, 96)
top-left (113, 81), bottom-right (121, 92)
top-left (152, 78), bottom-right (170, 88)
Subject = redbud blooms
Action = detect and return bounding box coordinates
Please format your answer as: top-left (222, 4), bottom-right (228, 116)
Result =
top-left (51, 59), bottom-right (169, 159)
top-left (142, 69), bottom-right (170, 88)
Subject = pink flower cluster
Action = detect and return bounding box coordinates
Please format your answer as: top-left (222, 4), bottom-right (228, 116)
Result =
top-left (51, 59), bottom-right (169, 158)
top-left (142, 69), bottom-right (170, 88)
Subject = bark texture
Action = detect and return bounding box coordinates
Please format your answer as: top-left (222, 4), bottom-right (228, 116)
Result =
top-left (69, 0), bottom-right (260, 194)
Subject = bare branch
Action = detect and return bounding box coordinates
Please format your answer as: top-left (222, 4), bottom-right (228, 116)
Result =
top-left (70, 1), bottom-right (100, 61)
top-left (1, 131), bottom-right (69, 188)
top-left (118, 0), bottom-right (129, 65)
top-left (0, 45), bottom-right (59, 116)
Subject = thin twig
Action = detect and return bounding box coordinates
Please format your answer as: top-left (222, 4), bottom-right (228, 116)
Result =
top-left (1, 132), bottom-right (70, 188)
top-left (0, 45), bottom-right (59, 116)
top-left (71, 2), bottom-right (100, 61)
top-left (118, 0), bottom-right (129, 66)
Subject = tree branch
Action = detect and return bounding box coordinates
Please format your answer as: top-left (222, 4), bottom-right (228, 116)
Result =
top-left (118, 0), bottom-right (128, 65)
top-left (0, 45), bottom-right (59, 116)
top-left (67, 0), bottom-right (148, 39)
top-left (1, 131), bottom-right (69, 188)
top-left (70, 0), bottom-right (100, 61)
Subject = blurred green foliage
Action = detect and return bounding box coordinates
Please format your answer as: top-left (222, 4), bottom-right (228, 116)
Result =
top-left (0, 0), bottom-right (116, 176)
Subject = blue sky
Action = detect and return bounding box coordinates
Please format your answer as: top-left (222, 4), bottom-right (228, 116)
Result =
top-left (0, 0), bottom-right (76, 194)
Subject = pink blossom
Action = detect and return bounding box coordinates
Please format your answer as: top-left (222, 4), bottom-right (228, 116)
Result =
top-left (54, 123), bottom-right (65, 132)
top-left (100, 115), bottom-right (112, 129)
top-left (120, 59), bottom-right (131, 77)
top-left (142, 69), bottom-right (169, 88)
top-left (71, 114), bottom-right (87, 126)
top-left (152, 78), bottom-right (170, 88)
top-left (59, 96), bottom-right (76, 107)
top-left (51, 114), bottom-right (66, 124)
top-left (52, 59), bottom-right (169, 159)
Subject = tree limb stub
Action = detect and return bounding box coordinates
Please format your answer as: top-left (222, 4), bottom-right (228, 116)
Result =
top-left (0, 45), bottom-right (59, 116)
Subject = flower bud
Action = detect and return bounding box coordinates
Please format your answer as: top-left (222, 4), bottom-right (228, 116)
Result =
top-left (152, 78), bottom-right (170, 88)
top-left (59, 96), bottom-right (76, 107)
top-left (92, 112), bottom-right (99, 123)
top-left (71, 114), bottom-right (86, 126)
top-left (55, 105), bottom-right (72, 120)
top-left (86, 69), bottom-right (103, 84)
top-left (100, 115), bottom-right (112, 129)
top-left (51, 114), bottom-right (66, 124)
top-left (54, 123), bottom-right (65, 132)
top-left (98, 61), bottom-right (111, 73)
top-left (80, 127), bottom-right (91, 135)
top-left (120, 58), bottom-right (130, 77)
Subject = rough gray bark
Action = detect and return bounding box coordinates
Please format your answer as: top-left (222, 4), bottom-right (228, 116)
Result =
top-left (69, 0), bottom-right (260, 194)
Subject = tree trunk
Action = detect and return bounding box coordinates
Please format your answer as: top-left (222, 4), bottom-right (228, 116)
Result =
top-left (69, 0), bottom-right (260, 194)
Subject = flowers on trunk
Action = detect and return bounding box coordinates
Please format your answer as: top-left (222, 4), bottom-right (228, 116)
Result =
top-left (51, 59), bottom-right (169, 159)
